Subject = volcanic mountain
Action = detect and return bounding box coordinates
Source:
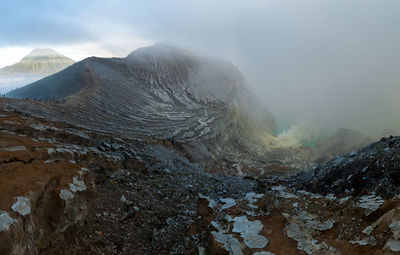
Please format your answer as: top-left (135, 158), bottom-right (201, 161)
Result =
top-left (6, 43), bottom-right (278, 174)
top-left (0, 48), bottom-right (74, 75)
top-left (0, 48), bottom-right (74, 94)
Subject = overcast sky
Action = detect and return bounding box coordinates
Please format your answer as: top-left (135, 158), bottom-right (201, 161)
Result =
top-left (1, 0), bottom-right (399, 135)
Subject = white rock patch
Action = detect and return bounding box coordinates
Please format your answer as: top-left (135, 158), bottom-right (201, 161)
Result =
top-left (47, 148), bottom-right (56, 154)
top-left (1, 145), bottom-right (27, 152)
top-left (60, 189), bottom-right (74, 200)
top-left (285, 211), bottom-right (337, 254)
top-left (384, 221), bottom-right (400, 252)
top-left (339, 197), bottom-right (350, 204)
top-left (286, 222), bottom-right (337, 254)
top-left (199, 194), bottom-right (217, 208)
top-left (286, 222), bottom-right (314, 254)
top-left (390, 221), bottom-right (400, 239)
top-left (294, 211), bottom-right (335, 231)
top-left (69, 183), bottom-right (78, 192)
top-left (385, 239), bottom-right (400, 252)
top-left (243, 232), bottom-right (269, 249)
top-left (358, 195), bottom-right (384, 216)
top-left (72, 176), bottom-right (86, 191)
top-left (271, 185), bottom-right (298, 199)
top-left (211, 231), bottom-right (242, 255)
top-left (0, 211), bottom-right (16, 232)
top-left (220, 198), bottom-right (236, 210)
top-left (245, 192), bottom-right (264, 210)
top-left (308, 219), bottom-right (335, 231)
top-left (232, 216), bottom-right (268, 249)
top-left (297, 190), bottom-right (322, 199)
top-left (245, 192), bottom-right (264, 204)
top-left (325, 194), bottom-right (336, 200)
top-left (362, 226), bottom-right (374, 235)
top-left (350, 239), bottom-right (369, 246)
top-left (68, 176), bottom-right (87, 193)
top-left (198, 246), bottom-right (206, 255)
top-left (11, 196), bottom-right (31, 216)
top-left (210, 221), bottom-right (220, 230)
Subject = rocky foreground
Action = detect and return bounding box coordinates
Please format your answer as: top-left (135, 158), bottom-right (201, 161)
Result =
top-left (1, 100), bottom-right (400, 255)
top-left (0, 99), bottom-right (256, 255)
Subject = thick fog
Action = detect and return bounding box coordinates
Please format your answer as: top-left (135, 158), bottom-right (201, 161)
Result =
top-left (1, 0), bottom-right (399, 137)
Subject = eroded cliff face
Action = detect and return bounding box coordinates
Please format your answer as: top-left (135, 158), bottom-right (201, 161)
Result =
top-left (0, 106), bottom-right (91, 254)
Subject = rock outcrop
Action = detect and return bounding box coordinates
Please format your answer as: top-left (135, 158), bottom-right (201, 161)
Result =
top-left (295, 135), bottom-right (400, 198)
top-left (0, 107), bottom-right (91, 254)
top-left (313, 128), bottom-right (374, 165)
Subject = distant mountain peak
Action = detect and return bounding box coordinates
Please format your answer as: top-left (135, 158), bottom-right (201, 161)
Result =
top-left (0, 48), bottom-right (74, 77)
top-left (25, 48), bottom-right (65, 58)
top-left (0, 48), bottom-right (75, 93)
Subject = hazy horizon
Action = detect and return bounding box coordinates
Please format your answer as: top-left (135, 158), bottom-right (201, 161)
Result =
top-left (1, 0), bottom-right (399, 138)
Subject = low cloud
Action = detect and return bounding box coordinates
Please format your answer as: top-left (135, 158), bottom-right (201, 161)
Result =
top-left (0, 76), bottom-right (42, 94)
